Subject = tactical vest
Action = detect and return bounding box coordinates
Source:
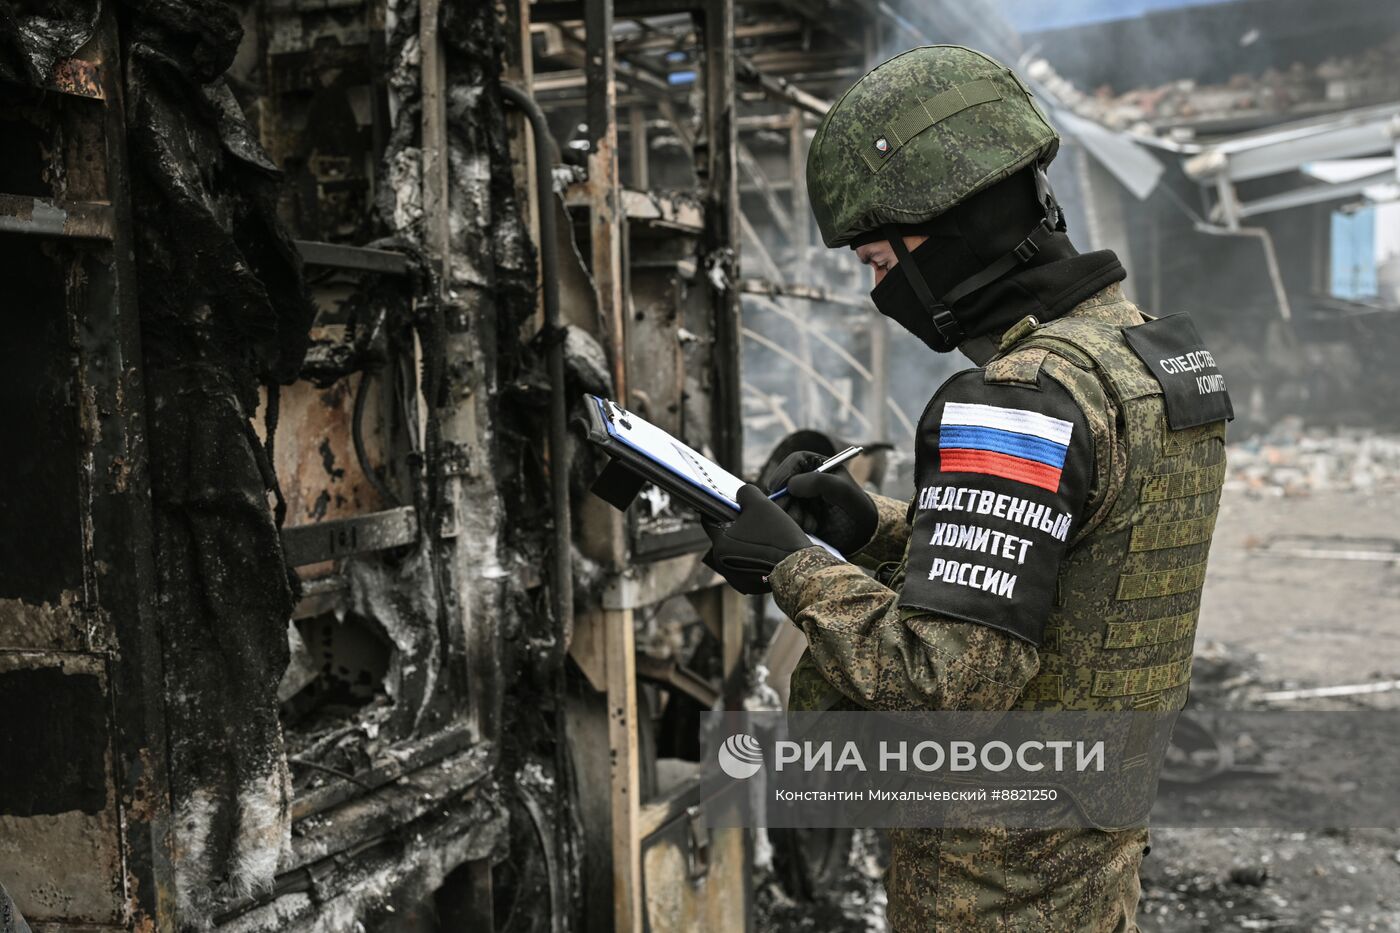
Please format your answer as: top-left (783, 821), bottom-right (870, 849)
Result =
top-left (786, 295), bottom-right (1228, 721)
top-left (987, 311), bottom-right (1226, 713)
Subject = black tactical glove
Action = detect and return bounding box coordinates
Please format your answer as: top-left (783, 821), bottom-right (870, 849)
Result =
top-left (762, 451), bottom-right (878, 556)
top-left (703, 484), bottom-right (815, 595)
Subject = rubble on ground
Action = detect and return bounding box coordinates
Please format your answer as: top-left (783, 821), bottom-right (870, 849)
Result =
top-left (1225, 418), bottom-right (1400, 497)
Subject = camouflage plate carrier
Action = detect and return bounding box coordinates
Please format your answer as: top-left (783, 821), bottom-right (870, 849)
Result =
top-left (996, 302), bottom-right (1226, 715)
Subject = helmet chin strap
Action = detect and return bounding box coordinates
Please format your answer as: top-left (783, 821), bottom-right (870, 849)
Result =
top-left (885, 163), bottom-right (1066, 350)
top-left (884, 225), bottom-right (964, 347)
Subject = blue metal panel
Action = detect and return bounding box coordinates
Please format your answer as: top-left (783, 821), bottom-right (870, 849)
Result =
top-left (1331, 206), bottom-right (1379, 299)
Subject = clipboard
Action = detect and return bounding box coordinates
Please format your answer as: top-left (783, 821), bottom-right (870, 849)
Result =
top-left (583, 394), bottom-right (742, 523)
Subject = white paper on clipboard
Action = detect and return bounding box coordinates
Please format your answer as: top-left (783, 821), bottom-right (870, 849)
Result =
top-left (596, 398), bottom-right (844, 561)
top-left (598, 397), bottom-right (744, 511)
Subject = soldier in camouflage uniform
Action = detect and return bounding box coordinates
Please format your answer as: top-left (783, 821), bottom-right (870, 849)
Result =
top-left (705, 47), bottom-right (1233, 931)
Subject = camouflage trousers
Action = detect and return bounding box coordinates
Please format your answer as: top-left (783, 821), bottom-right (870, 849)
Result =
top-left (884, 826), bottom-right (1148, 932)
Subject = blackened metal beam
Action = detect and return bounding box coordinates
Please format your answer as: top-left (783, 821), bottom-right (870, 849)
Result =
top-left (420, 0), bottom-right (451, 279)
top-left (77, 10), bottom-right (178, 927)
top-left (702, 0), bottom-right (742, 473)
top-left (294, 239), bottom-right (410, 275)
top-left (734, 55), bottom-right (830, 117)
top-left (501, 80), bottom-right (575, 719)
top-left (700, 0), bottom-right (751, 722)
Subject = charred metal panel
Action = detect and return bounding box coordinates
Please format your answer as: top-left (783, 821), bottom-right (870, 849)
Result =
top-left (621, 195), bottom-right (704, 439)
top-left (263, 4), bottom-right (384, 244)
top-left (0, 236), bottom-right (85, 606)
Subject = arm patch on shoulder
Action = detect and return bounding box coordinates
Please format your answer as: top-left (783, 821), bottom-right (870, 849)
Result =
top-left (1122, 313), bottom-right (1234, 429)
top-left (899, 370), bottom-right (1094, 646)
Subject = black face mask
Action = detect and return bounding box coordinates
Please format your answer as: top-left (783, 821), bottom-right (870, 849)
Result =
top-left (862, 167), bottom-right (1067, 353)
top-left (870, 244), bottom-right (962, 352)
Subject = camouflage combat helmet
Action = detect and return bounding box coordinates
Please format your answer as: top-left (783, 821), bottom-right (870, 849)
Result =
top-left (807, 46), bottom-right (1065, 350)
top-left (807, 46), bottom-right (1059, 249)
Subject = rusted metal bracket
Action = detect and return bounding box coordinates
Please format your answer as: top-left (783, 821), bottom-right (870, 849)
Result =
top-left (280, 506), bottom-right (419, 566)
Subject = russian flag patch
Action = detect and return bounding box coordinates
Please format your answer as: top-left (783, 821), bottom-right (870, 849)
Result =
top-left (938, 402), bottom-right (1073, 493)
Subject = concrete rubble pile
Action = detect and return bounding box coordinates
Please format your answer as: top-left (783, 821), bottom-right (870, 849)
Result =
top-left (1225, 418), bottom-right (1400, 497)
top-left (1027, 31), bottom-right (1400, 135)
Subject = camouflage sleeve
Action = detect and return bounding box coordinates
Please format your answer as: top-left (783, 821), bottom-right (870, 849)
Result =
top-left (767, 364), bottom-right (1100, 711)
top-left (768, 549), bottom-right (1040, 712)
top-left (849, 493), bottom-right (911, 567)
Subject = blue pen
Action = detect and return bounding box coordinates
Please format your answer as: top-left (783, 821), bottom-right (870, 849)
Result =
top-left (768, 446), bottom-right (864, 501)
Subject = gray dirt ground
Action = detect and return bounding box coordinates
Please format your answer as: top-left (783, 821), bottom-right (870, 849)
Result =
top-left (1141, 485), bottom-right (1400, 933)
top-left (758, 481), bottom-right (1400, 932)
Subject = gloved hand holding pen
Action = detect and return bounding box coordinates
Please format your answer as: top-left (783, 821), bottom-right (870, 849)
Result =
top-left (762, 450), bottom-right (877, 557)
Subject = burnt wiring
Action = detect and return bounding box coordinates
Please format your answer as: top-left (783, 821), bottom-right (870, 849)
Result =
top-left (349, 297), bottom-right (397, 510)
top-left (297, 265), bottom-right (406, 509)
top-left (352, 365), bottom-right (399, 508)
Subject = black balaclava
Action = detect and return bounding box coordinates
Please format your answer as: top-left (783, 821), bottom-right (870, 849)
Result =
top-left (861, 166), bottom-right (1125, 355)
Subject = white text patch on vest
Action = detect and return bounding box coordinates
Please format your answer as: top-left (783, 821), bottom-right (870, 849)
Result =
top-left (929, 522), bottom-right (1033, 564)
top-left (1158, 349), bottom-right (1216, 374)
top-left (927, 558), bottom-right (1017, 599)
top-left (1195, 373), bottom-right (1226, 395)
top-left (917, 485), bottom-right (1073, 542)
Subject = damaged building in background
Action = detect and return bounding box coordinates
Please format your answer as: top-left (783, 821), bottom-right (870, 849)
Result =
top-left (1011, 0), bottom-right (1400, 430)
top-left (2, 0), bottom-right (1399, 931)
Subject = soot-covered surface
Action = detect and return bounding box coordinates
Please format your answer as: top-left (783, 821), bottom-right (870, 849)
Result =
top-left (116, 0), bottom-right (313, 916)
